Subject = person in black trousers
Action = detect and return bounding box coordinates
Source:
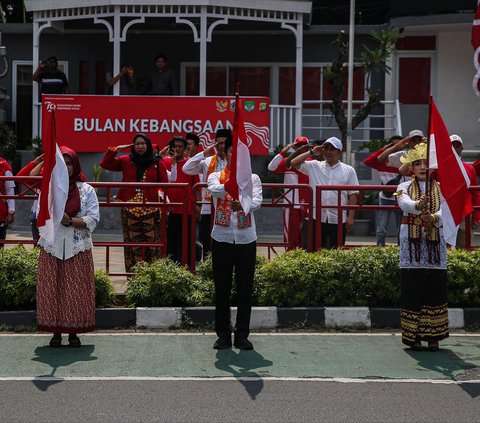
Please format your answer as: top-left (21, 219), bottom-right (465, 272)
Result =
top-left (207, 139), bottom-right (263, 350)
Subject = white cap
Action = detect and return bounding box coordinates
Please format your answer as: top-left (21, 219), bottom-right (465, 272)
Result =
top-left (450, 134), bottom-right (463, 144)
top-left (323, 136), bottom-right (343, 150)
top-left (408, 129), bottom-right (424, 138)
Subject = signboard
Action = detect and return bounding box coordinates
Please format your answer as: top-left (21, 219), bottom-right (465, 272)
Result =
top-left (41, 95), bottom-right (271, 155)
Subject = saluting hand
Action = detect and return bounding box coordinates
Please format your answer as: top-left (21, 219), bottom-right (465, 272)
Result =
top-left (203, 142), bottom-right (218, 157)
top-left (114, 144), bottom-right (134, 153)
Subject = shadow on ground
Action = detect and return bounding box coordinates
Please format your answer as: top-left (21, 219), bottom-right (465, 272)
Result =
top-left (31, 344), bottom-right (97, 391)
top-left (215, 349), bottom-right (273, 400)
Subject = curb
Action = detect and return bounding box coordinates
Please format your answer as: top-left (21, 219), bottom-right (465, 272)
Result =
top-left (0, 307), bottom-right (477, 330)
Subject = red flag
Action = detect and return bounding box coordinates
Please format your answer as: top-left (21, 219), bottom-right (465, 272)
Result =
top-left (37, 109), bottom-right (69, 243)
top-left (428, 98), bottom-right (473, 245)
top-left (225, 93), bottom-right (253, 214)
top-left (472, 0), bottom-right (480, 96)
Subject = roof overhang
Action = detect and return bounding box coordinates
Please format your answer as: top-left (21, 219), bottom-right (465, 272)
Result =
top-left (25, 0), bottom-right (312, 14)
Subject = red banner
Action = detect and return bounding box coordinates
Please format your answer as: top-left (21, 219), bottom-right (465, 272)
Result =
top-left (41, 95), bottom-right (271, 155)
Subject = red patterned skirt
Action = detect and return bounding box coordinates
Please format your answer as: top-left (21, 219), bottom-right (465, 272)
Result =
top-left (37, 248), bottom-right (96, 333)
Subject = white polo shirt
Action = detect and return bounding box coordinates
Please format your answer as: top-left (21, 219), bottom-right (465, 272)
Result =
top-left (299, 160), bottom-right (359, 224)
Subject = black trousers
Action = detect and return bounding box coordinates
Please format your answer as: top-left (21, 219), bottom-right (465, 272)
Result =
top-left (198, 214), bottom-right (212, 258)
top-left (0, 221), bottom-right (5, 249)
top-left (301, 219), bottom-right (346, 249)
top-left (212, 239), bottom-right (256, 339)
top-left (167, 213), bottom-right (192, 264)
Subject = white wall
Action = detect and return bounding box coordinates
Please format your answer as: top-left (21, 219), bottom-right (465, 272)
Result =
top-left (436, 31), bottom-right (480, 150)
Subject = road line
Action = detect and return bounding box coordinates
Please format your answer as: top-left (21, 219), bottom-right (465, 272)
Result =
top-left (0, 376), bottom-right (478, 384)
top-left (0, 332), bottom-right (479, 337)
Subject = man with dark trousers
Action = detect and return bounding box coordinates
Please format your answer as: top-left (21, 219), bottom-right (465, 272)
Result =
top-left (207, 137), bottom-right (263, 350)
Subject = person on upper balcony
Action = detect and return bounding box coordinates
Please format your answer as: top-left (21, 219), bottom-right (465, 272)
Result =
top-left (144, 54), bottom-right (178, 96)
top-left (33, 56), bottom-right (68, 94)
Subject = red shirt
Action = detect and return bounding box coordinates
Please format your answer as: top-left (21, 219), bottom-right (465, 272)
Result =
top-left (463, 162), bottom-right (480, 223)
top-left (100, 150), bottom-right (168, 202)
top-left (163, 157), bottom-right (200, 214)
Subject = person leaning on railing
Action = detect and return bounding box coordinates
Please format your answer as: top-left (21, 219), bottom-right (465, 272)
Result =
top-left (100, 133), bottom-right (168, 272)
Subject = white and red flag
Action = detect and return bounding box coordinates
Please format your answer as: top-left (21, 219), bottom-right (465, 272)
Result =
top-left (37, 109), bottom-right (69, 244)
top-left (472, 0), bottom-right (480, 96)
top-left (428, 98), bottom-right (473, 246)
top-left (225, 93), bottom-right (253, 214)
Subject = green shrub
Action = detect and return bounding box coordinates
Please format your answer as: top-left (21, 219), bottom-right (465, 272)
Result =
top-left (126, 258), bottom-right (198, 307)
top-left (0, 246), bottom-right (115, 309)
top-left (0, 246), bottom-right (39, 309)
top-left (94, 269), bottom-right (117, 307)
top-left (447, 249), bottom-right (480, 307)
top-left (195, 254), bottom-right (267, 306)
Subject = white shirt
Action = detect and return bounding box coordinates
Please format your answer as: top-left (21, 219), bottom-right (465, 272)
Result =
top-left (183, 151), bottom-right (227, 214)
top-left (38, 182), bottom-right (100, 260)
top-left (299, 160), bottom-right (359, 224)
top-left (207, 172), bottom-right (262, 244)
top-left (387, 150), bottom-right (407, 169)
top-left (4, 170), bottom-right (15, 213)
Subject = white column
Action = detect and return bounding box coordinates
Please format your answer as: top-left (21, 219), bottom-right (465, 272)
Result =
top-left (199, 6), bottom-right (207, 96)
top-left (346, 0), bottom-right (355, 165)
top-left (112, 6), bottom-right (121, 96)
top-left (32, 20), bottom-right (40, 138)
top-left (294, 20), bottom-right (303, 135)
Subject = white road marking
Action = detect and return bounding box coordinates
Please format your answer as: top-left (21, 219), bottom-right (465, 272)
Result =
top-left (0, 376), bottom-right (477, 384)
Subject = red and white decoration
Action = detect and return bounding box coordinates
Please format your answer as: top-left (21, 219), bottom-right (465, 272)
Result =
top-left (428, 98), bottom-right (473, 246)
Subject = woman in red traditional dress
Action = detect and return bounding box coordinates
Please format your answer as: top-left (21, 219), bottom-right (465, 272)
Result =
top-left (100, 133), bottom-right (168, 272)
top-left (37, 146), bottom-right (99, 347)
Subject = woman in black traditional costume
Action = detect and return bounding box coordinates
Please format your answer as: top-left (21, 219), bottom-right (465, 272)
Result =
top-left (395, 142), bottom-right (449, 351)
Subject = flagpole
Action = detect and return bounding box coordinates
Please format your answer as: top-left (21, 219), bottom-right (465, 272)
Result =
top-left (426, 95), bottom-right (432, 203)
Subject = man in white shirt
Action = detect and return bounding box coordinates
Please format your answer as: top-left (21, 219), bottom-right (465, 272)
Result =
top-left (183, 129), bottom-right (229, 259)
top-left (291, 136), bottom-right (359, 249)
top-left (207, 137), bottom-right (263, 350)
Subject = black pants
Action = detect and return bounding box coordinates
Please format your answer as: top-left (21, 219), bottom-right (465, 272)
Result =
top-left (301, 219), bottom-right (346, 250)
top-left (167, 213), bottom-right (192, 264)
top-left (199, 214), bottom-right (212, 258)
top-left (212, 239), bottom-right (256, 339)
top-left (0, 222), bottom-right (5, 249)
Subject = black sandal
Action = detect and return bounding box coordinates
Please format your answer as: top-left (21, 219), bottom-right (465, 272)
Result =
top-left (68, 334), bottom-right (81, 348)
top-left (49, 333), bottom-right (62, 348)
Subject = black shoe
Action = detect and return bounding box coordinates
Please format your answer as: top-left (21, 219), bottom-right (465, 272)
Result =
top-left (234, 337), bottom-right (253, 350)
top-left (213, 337), bottom-right (232, 349)
top-left (49, 334), bottom-right (62, 348)
top-left (68, 334), bottom-right (81, 348)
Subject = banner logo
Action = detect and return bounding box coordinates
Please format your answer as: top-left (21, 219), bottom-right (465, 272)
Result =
top-left (244, 100), bottom-right (255, 112)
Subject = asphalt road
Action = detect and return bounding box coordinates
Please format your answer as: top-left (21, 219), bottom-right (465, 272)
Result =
top-left (0, 380), bottom-right (479, 422)
top-left (0, 333), bottom-right (479, 422)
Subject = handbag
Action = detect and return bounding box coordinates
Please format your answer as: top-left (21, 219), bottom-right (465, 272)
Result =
top-left (382, 174), bottom-right (402, 198)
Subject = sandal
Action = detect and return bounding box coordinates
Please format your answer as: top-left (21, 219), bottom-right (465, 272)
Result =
top-left (68, 334), bottom-right (81, 348)
top-left (49, 333), bottom-right (62, 348)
